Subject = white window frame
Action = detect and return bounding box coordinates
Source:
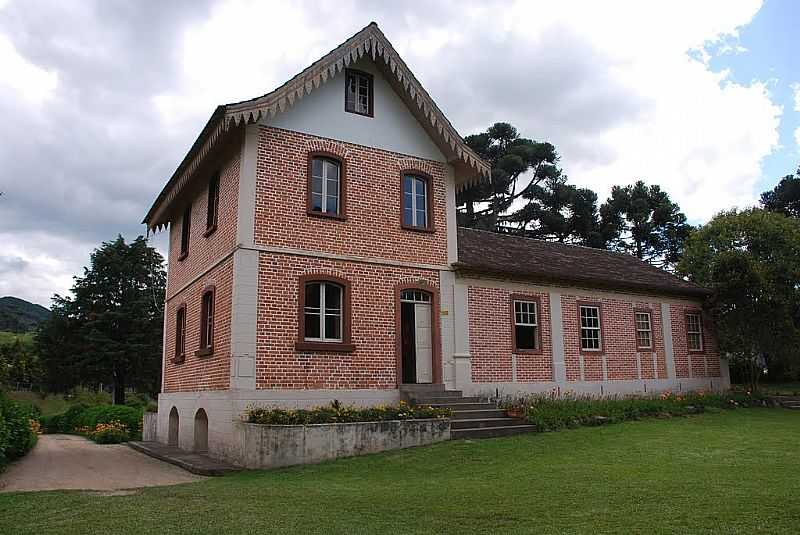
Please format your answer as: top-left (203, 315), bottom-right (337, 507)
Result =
top-left (304, 282), bottom-right (343, 343)
top-left (346, 70), bottom-right (371, 115)
top-left (403, 175), bottom-right (428, 228)
top-left (311, 158), bottom-right (340, 215)
top-left (686, 313), bottom-right (703, 352)
top-left (400, 290), bottom-right (431, 304)
top-left (514, 300), bottom-right (538, 351)
top-left (580, 305), bottom-right (602, 352)
top-left (634, 311), bottom-right (652, 350)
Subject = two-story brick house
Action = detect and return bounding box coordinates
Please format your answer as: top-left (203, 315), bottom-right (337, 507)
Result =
top-left (144, 23), bottom-right (727, 455)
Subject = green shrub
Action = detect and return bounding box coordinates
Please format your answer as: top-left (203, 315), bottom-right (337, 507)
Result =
top-left (0, 391), bottom-right (38, 471)
top-left (40, 403), bottom-right (90, 434)
top-left (246, 400), bottom-right (452, 425)
top-left (75, 405), bottom-right (142, 439)
top-left (501, 390), bottom-right (770, 433)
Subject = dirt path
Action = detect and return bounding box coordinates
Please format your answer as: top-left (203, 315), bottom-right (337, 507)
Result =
top-left (0, 434), bottom-right (205, 493)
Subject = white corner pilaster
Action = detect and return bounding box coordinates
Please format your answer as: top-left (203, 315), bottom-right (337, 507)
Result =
top-left (230, 248), bottom-right (259, 390)
top-left (439, 270), bottom-right (456, 390)
top-left (661, 302), bottom-right (676, 379)
top-left (445, 165), bottom-right (458, 265)
top-left (452, 278), bottom-right (472, 391)
top-left (236, 124), bottom-right (259, 247)
top-left (549, 291), bottom-right (567, 383)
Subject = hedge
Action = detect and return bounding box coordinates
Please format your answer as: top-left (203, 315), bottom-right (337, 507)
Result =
top-left (40, 404), bottom-right (143, 442)
top-left (246, 400), bottom-right (452, 425)
top-left (501, 390), bottom-right (769, 432)
top-left (0, 391), bottom-right (38, 471)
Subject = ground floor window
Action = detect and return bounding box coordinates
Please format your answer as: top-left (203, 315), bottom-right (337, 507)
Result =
top-left (686, 312), bottom-right (703, 351)
top-left (580, 304), bottom-right (602, 351)
top-left (634, 311), bottom-right (652, 350)
top-left (513, 299), bottom-right (539, 351)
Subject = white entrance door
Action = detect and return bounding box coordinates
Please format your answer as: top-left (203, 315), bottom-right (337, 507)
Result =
top-left (414, 303), bottom-right (433, 383)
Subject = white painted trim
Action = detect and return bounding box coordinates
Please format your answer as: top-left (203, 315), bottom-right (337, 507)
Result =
top-left (463, 377), bottom-right (726, 398)
top-left (230, 248), bottom-right (258, 391)
top-left (237, 124), bottom-right (258, 247)
top-left (249, 244), bottom-right (450, 272)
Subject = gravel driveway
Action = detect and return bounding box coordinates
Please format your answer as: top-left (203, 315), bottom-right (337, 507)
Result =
top-left (0, 434), bottom-right (205, 493)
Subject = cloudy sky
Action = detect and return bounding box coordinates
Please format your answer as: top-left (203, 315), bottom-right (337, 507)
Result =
top-left (1, 0), bottom-right (798, 306)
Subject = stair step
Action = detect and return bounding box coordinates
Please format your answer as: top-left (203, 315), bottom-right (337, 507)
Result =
top-left (452, 409), bottom-right (507, 419)
top-left (452, 425), bottom-right (538, 439)
top-left (413, 397), bottom-right (482, 405)
top-left (429, 402), bottom-right (495, 411)
top-left (451, 418), bottom-right (525, 430)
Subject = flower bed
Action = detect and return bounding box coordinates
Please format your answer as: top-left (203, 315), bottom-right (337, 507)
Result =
top-left (40, 404), bottom-right (143, 442)
top-left (500, 390), bottom-right (769, 432)
top-left (245, 400), bottom-right (452, 425)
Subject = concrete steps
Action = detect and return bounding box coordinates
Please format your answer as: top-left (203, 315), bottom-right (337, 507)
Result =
top-left (769, 396), bottom-right (800, 410)
top-left (405, 385), bottom-right (537, 440)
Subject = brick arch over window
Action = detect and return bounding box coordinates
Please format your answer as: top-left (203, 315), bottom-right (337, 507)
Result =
top-left (305, 138), bottom-right (351, 160)
top-left (394, 281), bottom-right (442, 386)
top-left (395, 158), bottom-right (439, 178)
top-left (296, 273), bottom-right (354, 353)
top-left (307, 151), bottom-right (347, 220)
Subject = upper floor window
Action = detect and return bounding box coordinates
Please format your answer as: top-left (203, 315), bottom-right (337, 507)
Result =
top-left (308, 156), bottom-right (343, 217)
top-left (174, 305), bottom-right (186, 362)
top-left (179, 204), bottom-right (191, 260)
top-left (345, 69), bottom-right (373, 116)
top-left (634, 311), bottom-right (652, 350)
top-left (686, 313), bottom-right (703, 352)
top-left (580, 304), bottom-right (602, 352)
top-left (205, 172), bottom-right (220, 234)
top-left (198, 289), bottom-right (215, 355)
top-left (402, 174), bottom-right (431, 230)
top-left (513, 299), bottom-right (539, 352)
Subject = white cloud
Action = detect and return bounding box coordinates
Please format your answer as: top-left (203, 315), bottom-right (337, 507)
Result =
top-left (0, 34), bottom-right (58, 104)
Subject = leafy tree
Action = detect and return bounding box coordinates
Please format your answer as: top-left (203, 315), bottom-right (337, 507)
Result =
top-left (457, 122), bottom-right (604, 246)
top-left (761, 165), bottom-right (800, 217)
top-left (37, 236), bottom-right (165, 404)
top-left (678, 209), bottom-right (800, 390)
top-left (600, 180), bottom-right (691, 269)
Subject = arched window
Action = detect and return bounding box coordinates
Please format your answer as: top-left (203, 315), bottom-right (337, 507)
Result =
top-left (308, 155), bottom-right (344, 218)
top-left (174, 305), bottom-right (186, 362)
top-left (296, 275), bottom-right (354, 352)
top-left (198, 289), bottom-right (215, 356)
top-left (401, 172), bottom-right (433, 231)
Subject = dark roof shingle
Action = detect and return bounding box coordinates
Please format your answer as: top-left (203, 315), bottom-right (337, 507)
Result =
top-left (455, 227), bottom-right (709, 298)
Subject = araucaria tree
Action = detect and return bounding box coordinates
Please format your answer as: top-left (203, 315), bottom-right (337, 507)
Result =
top-left (761, 165), bottom-right (800, 217)
top-left (457, 122), bottom-right (603, 246)
top-left (600, 180), bottom-right (692, 270)
top-left (678, 209), bottom-right (800, 389)
top-left (37, 236), bottom-right (166, 404)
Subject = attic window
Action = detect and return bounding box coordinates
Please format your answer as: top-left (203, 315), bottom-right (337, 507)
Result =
top-left (345, 69), bottom-right (373, 117)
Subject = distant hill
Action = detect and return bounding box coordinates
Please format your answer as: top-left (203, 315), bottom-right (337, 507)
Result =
top-left (0, 296), bottom-right (50, 332)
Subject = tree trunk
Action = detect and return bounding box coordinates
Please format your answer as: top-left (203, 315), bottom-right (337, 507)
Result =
top-left (113, 371), bottom-right (126, 405)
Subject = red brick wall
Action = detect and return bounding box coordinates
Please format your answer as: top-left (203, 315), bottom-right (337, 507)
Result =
top-left (163, 257), bottom-right (233, 392)
top-left (254, 126), bottom-right (449, 266)
top-left (256, 252), bottom-right (439, 390)
top-left (670, 303), bottom-right (720, 378)
top-left (468, 287), bottom-right (553, 383)
top-left (167, 146), bottom-right (240, 297)
top-left (561, 294), bottom-right (668, 382)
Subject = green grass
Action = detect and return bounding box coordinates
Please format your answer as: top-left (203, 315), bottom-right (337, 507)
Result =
top-left (0, 330), bottom-right (34, 346)
top-left (7, 391), bottom-right (70, 417)
top-left (1, 409), bottom-right (799, 534)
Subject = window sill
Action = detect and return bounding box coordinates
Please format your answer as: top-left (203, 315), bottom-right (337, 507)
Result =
top-left (195, 347), bottom-right (214, 358)
top-left (688, 349), bottom-right (705, 354)
top-left (307, 210), bottom-right (347, 221)
top-left (514, 348), bottom-right (543, 355)
top-left (170, 355), bottom-right (185, 364)
top-left (344, 108), bottom-right (374, 118)
top-left (401, 224), bottom-right (435, 234)
top-left (203, 224), bottom-right (217, 238)
top-left (579, 349), bottom-right (605, 356)
top-left (177, 251), bottom-right (189, 262)
top-left (295, 341), bottom-right (355, 353)
top-left (636, 346), bottom-right (654, 352)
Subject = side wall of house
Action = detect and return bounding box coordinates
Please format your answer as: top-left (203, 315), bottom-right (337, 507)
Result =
top-left (451, 276), bottom-right (727, 397)
top-left (162, 140), bottom-right (241, 393)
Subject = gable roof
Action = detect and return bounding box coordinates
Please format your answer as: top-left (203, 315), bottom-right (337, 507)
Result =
top-left (144, 22), bottom-right (490, 231)
top-left (456, 227), bottom-right (710, 298)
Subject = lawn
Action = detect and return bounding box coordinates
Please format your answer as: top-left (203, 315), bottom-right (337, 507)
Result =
top-left (1, 409), bottom-right (799, 534)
